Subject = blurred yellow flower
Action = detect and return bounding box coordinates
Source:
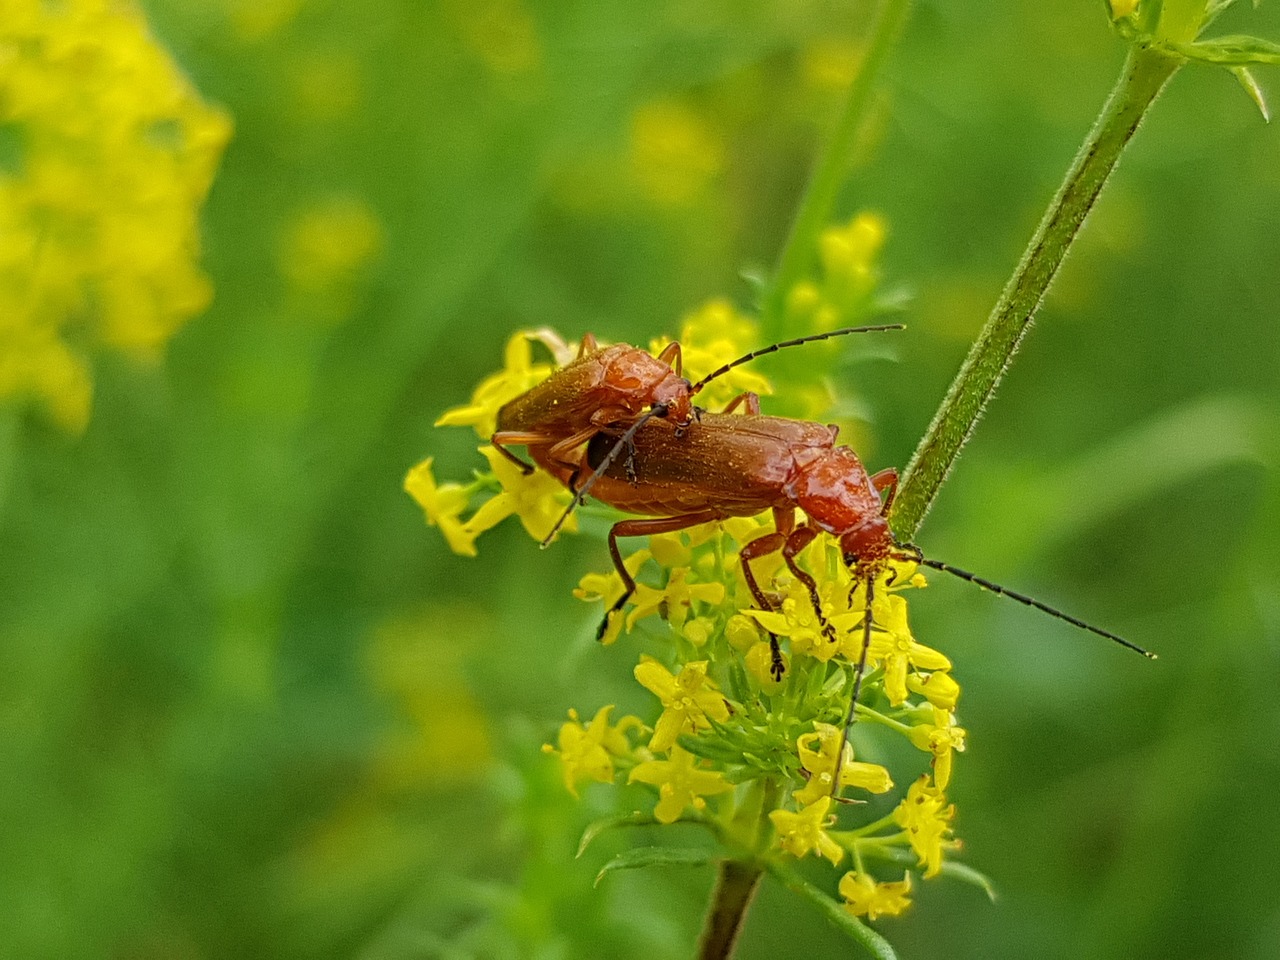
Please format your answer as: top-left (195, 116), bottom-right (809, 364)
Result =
top-left (0, 0), bottom-right (231, 430)
top-left (629, 99), bottom-right (724, 208)
top-left (435, 330), bottom-right (556, 438)
top-left (893, 776), bottom-right (956, 878)
top-left (443, 0), bottom-right (542, 77)
top-left (839, 871), bottom-right (913, 921)
top-left (653, 298), bottom-right (772, 412)
top-left (224, 0), bottom-right (306, 43)
top-left (802, 40), bottom-right (863, 92)
top-left (279, 195), bottom-right (382, 320)
top-left (544, 705), bottom-right (643, 797)
top-left (366, 608), bottom-right (493, 790)
top-left (1109, 0), bottom-right (1140, 20)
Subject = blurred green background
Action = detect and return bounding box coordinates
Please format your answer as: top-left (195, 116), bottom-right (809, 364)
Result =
top-left (3, 0), bottom-right (1279, 957)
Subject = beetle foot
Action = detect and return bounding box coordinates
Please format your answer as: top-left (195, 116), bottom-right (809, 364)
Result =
top-left (769, 635), bottom-right (786, 680)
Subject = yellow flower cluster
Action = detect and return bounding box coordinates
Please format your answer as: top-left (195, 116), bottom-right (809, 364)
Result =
top-left (785, 211), bottom-right (887, 335)
top-left (412, 273), bottom-right (971, 928)
top-left (0, 0), bottom-right (231, 431)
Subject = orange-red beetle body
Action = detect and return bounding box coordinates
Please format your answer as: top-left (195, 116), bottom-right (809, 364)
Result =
top-left (493, 336), bottom-right (690, 472)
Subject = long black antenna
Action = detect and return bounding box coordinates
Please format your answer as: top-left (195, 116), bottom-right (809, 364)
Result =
top-left (539, 405), bottom-right (666, 548)
top-left (917, 557), bottom-right (1157, 659)
top-left (688, 324), bottom-right (905, 395)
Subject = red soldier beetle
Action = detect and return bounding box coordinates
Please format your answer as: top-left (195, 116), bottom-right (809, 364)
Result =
top-left (491, 325), bottom-right (903, 477)
top-left (535, 399), bottom-right (1155, 794)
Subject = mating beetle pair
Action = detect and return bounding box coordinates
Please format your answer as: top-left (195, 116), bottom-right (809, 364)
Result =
top-left (482, 328), bottom-right (1153, 789)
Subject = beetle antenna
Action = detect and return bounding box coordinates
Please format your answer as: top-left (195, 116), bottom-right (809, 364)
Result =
top-left (832, 573), bottom-right (876, 799)
top-left (688, 324), bottom-right (905, 395)
top-left (915, 556), bottom-right (1157, 659)
top-left (539, 405), bottom-right (666, 548)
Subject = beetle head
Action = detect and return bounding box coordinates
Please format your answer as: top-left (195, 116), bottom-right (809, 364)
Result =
top-left (840, 515), bottom-right (893, 569)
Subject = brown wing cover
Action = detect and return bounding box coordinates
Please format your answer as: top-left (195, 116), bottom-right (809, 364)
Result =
top-left (580, 413), bottom-right (837, 518)
top-left (494, 348), bottom-right (611, 434)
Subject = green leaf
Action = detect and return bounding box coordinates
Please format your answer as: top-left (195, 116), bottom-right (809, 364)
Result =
top-left (1232, 66), bottom-right (1272, 120)
top-left (594, 846), bottom-right (718, 886)
top-left (576, 813), bottom-right (663, 858)
top-left (1178, 34), bottom-right (1280, 65)
top-left (768, 863), bottom-right (899, 960)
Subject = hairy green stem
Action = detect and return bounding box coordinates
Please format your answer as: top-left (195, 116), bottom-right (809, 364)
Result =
top-left (759, 0), bottom-right (912, 340)
top-left (890, 43), bottom-right (1183, 540)
top-left (697, 860), bottom-right (765, 960)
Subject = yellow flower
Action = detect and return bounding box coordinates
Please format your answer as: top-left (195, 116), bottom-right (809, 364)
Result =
top-left (543, 705), bottom-right (642, 797)
top-left (725, 613), bottom-right (763, 652)
top-left (793, 722), bottom-right (893, 806)
top-left (0, 0), bottom-right (231, 430)
top-left (573, 548), bottom-right (651, 645)
top-left (819, 212), bottom-right (886, 296)
top-left (626, 568), bottom-right (725, 633)
top-left (748, 588), bottom-right (859, 664)
top-left (1109, 0), bottom-right (1140, 19)
top-left (681, 616), bottom-right (716, 647)
top-left (633, 658), bottom-right (731, 752)
top-left (648, 531), bottom-right (694, 569)
top-left (907, 707), bottom-right (967, 791)
top-left (403, 457), bottom-right (479, 557)
top-left (462, 444), bottom-right (576, 544)
top-left (839, 871), bottom-right (913, 921)
top-left (906, 670), bottom-right (961, 711)
top-left (653, 298), bottom-right (772, 413)
top-left (893, 776), bottom-right (956, 878)
top-left (628, 744), bottom-right (733, 824)
top-left (855, 593), bottom-right (951, 706)
top-left (769, 796), bottom-right (845, 865)
top-left (435, 331), bottom-right (556, 438)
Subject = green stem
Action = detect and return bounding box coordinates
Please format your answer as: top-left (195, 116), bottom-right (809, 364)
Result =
top-left (759, 0), bottom-right (912, 340)
top-left (697, 859), bottom-right (764, 960)
top-left (890, 43), bottom-right (1183, 541)
top-left (697, 778), bottom-right (778, 960)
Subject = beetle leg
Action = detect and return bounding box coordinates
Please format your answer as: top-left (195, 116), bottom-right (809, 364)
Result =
top-left (871, 467), bottom-right (899, 513)
top-left (782, 524), bottom-right (837, 647)
top-left (740, 507), bottom-right (798, 679)
top-left (719, 392), bottom-right (761, 416)
top-left (545, 426), bottom-right (601, 474)
top-left (598, 510), bottom-right (723, 641)
top-left (655, 340), bottom-right (683, 377)
top-left (490, 431), bottom-right (549, 474)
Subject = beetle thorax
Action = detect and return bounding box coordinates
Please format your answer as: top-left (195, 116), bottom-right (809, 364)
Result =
top-left (601, 349), bottom-right (691, 424)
